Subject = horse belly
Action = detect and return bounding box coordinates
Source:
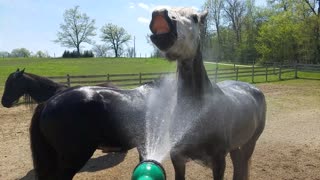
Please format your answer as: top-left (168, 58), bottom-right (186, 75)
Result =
top-left (227, 103), bottom-right (259, 150)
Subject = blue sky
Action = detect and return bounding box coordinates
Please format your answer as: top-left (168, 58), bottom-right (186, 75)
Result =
top-left (0, 0), bottom-right (266, 57)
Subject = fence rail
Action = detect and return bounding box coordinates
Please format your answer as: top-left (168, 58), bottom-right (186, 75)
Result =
top-left (42, 63), bottom-right (319, 88)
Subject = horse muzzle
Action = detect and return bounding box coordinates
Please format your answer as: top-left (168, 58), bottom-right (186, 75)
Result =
top-left (149, 9), bottom-right (177, 51)
top-left (1, 97), bottom-right (13, 108)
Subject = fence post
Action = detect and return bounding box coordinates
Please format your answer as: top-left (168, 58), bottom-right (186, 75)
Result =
top-left (273, 62), bottom-right (276, 74)
top-left (279, 64), bottom-right (282, 80)
top-left (294, 63), bottom-right (298, 79)
top-left (265, 65), bottom-right (268, 82)
top-left (214, 66), bottom-right (218, 82)
top-left (139, 73), bottom-right (142, 85)
top-left (67, 74), bottom-right (71, 87)
top-left (107, 73), bottom-right (110, 81)
top-left (236, 67), bottom-right (239, 81)
top-left (251, 63), bottom-right (255, 83)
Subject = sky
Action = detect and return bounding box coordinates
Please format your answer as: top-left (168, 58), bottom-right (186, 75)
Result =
top-left (0, 0), bottom-right (266, 57)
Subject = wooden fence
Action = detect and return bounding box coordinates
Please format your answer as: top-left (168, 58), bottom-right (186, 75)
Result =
top-left (46, 63), bottom-right (320, 88)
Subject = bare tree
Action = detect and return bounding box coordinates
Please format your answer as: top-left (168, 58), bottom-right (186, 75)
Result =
top-left (224, 0), bottom-right (246, 44)
top-left (54, 6), bottom-right (96, 57)
top-left (127, 47), bottom-right (136, 58)
top-left (206, 0), bottom-right (224, 45)
top-left (205, 0), bottom-right (224, 60)
top-left (100, 23), bottom-right (131, 57)
top-left (92, 44), bottom-right (109, 57)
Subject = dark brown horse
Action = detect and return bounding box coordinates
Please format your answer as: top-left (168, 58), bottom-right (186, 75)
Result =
top-left (1, 69), bottom-right (68, 108)
top-left (1, 69), bottom-right (118, 108)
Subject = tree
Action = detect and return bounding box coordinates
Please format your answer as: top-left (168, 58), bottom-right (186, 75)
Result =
top-left (255, 12), bottom-right (301, 63)
top-left (92, 44), bottom-right (109, 57)
top-left (224, 0), bottom-right (246, 44)
top-left (126, 47), bottom-right (134, 58)
top-left (205, 0), bottom-right (224, 60)
top-left (54, 6), bottom-right (96, 57)
top-left (11, 48), bottom-right (31, 57)
top-left (35, 50), bottom-right (49, 58)
top-left (100, 23), bottom-right (131, 57)
top-left (0, 51), bottom-right (10, 57)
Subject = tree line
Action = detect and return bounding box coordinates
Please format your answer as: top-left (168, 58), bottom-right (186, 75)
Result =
top-left (201, 0), bottom-right (320, 64)
top-left (3, 2), bottom-right (320, 64)
top-left (0, 48), bottom-right (50, 58)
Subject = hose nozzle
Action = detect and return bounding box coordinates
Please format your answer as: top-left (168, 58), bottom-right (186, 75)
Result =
top-left (132, 159), bottom-right (166, 180)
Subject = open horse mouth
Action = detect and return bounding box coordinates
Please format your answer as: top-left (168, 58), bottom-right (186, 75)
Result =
top-left (149, 9), bottom-right (177, 51)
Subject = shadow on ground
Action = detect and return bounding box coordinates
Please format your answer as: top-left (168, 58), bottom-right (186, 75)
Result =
top-left (19, 153), bottom-right (127, 179)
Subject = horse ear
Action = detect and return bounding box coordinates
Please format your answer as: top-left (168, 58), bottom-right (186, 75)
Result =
top-left (199, 10), bottom-right (208, 24)
top-left (15, 68), bottom-right (25, 78)
top-left (16, 68), bottom-right (20, 72)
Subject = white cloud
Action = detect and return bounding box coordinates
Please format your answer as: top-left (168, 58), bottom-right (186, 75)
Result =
top-left (137, 17), bottom-right (150, 24)
top-left (129, 2), bottom-right (135, 9)
top-left (138, 3), bottom-right (150, 11)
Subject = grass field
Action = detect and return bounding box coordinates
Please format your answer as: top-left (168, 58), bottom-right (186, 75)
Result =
top-left (1, 57), bottom-right (319, 90)
top-left (0, 57), bottom-right (218, 90)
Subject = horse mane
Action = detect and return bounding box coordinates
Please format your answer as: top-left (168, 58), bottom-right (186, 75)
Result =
top-left (23, 94), bottom-right (36, 110)
top-left (21, 73), bottom-right (67, 108)
top-left (24, 72), bottom-right (68, 90)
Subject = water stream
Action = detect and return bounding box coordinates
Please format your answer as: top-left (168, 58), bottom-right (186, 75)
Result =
top-left (142, 76), bottom-right (201, 163)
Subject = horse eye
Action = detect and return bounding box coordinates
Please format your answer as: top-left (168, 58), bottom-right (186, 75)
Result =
top-left (192, 15), bottom-right (198, 23)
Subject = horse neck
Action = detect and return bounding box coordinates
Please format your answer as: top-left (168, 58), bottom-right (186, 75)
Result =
top-left (176, 46), bottom-right (219, 102)
top-left (24, 74), bottom-right (65, 103)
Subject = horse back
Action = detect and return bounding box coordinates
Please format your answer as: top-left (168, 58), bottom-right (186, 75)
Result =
top-left (40, 86), bottom-right (145, 151)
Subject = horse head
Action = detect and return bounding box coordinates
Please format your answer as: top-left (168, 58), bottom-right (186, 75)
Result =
top-left (1, 68), bottom-right (27, 107)
top-left (149, 7), bottom-right (207, 61)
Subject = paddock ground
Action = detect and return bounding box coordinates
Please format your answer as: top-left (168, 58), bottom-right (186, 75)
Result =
top-left (0, 79), bottom-right (319, 180)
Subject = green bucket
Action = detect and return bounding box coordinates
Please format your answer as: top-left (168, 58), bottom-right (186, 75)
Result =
top-left (132, 160), bottom-right (166, 180)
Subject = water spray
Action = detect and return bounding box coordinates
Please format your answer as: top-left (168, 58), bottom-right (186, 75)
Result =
top-left (132, 160), bottom-right (166, 180)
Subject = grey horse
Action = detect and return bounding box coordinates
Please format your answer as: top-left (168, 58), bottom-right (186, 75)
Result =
top-left (149, 7), bottom-right (266, 180)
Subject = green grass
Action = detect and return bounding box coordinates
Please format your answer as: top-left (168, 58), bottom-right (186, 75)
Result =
top-left (0, 57), bottom-right (221, 87)
top-left (0, 57), bottom-right (173, 85)
top-left (0, 57), bottom-right (319, 91)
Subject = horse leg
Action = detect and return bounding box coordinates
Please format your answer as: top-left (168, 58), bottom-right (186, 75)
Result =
top-left (170, 150), bottom-right (187, 180)
top-left (230, 139), bottom-right (257, 180)
top-left (55, 147), bottom-right (96, 180)
top-left (212, 152), bottom-right (227, 180)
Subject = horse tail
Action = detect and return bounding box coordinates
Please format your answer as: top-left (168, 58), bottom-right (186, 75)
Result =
top-left (30, 103), bottom-right (57, 179)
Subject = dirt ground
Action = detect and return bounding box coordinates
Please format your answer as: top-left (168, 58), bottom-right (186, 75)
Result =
top-left (0, 79), bottom-right (319, 180)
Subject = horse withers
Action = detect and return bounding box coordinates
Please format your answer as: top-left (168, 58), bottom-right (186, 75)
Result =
top-left (150, 7), bottom-right (266, 180)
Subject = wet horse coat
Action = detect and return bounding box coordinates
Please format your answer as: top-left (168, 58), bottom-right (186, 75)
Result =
top-left (30, 82), bottom-right (158, 179)
top-left (149, 7), bottom-right (266, 180)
